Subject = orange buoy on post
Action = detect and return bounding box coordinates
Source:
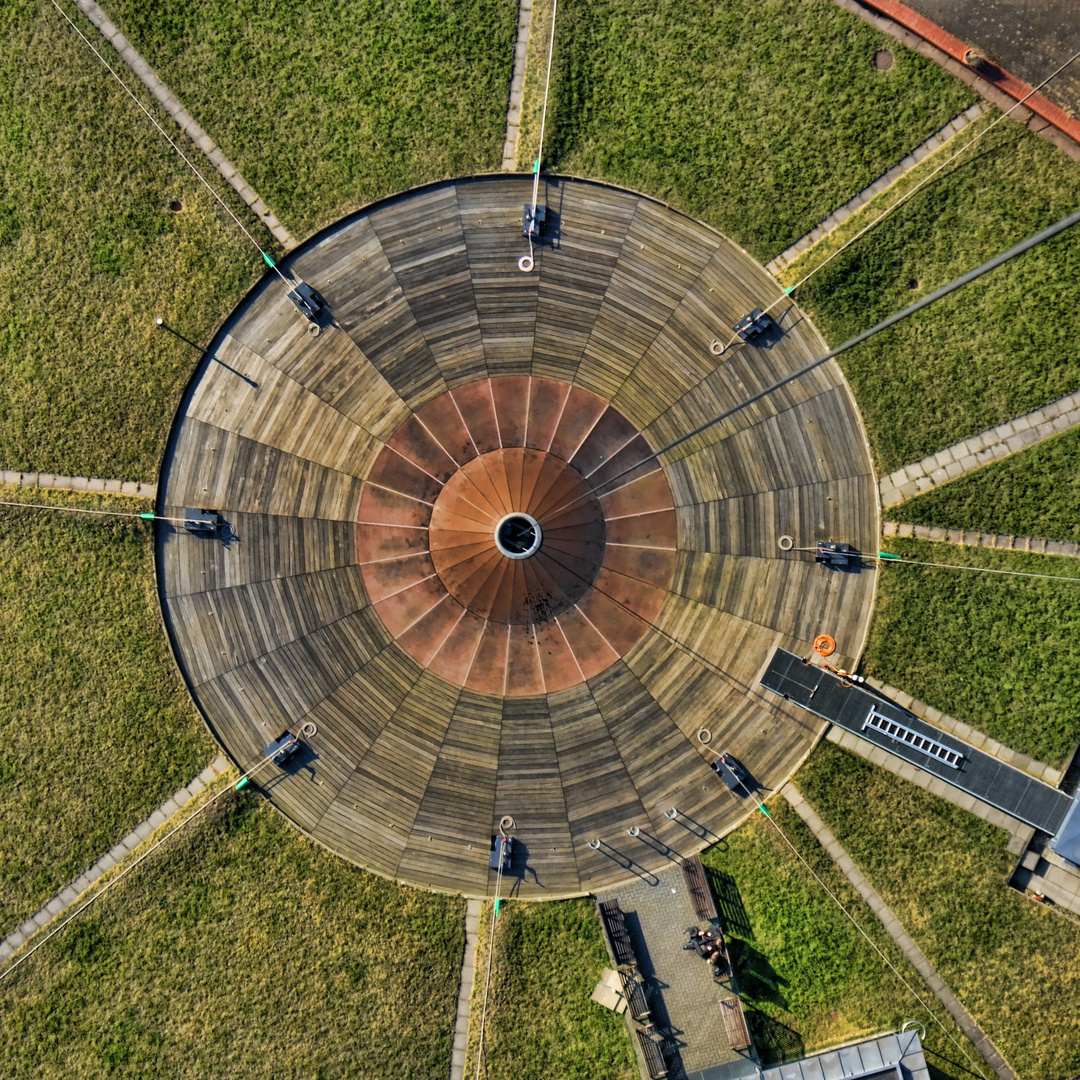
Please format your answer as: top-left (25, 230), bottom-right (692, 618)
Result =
top-left (813, 634), bottom-right (836, 657)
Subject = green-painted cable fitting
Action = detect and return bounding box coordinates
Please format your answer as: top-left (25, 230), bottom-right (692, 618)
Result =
top-left (878, 551), bottom-right (900, 560)
top-left (235, 776), bottom-right (250, 791)
top-left (139, 512), bottom-right (156, 521)
top-left (784, 286), bottom-right (795, 295)
top-left (262, 251), bottom-right (277, 269)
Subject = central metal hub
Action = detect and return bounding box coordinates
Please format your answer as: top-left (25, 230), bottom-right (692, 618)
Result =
top-left (495, 512), bottom-right (542, 559)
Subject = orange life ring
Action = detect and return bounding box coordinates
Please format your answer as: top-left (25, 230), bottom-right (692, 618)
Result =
top-left (813, 634), bottom-right (836, 657)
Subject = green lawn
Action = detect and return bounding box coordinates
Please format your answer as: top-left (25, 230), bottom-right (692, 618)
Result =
top-left (0, 489), bottom-right (213, 932)
top-left (102, 0), bottom-right (519, 238)
top-left (789, 118), bottom-right (1080, 473)
top-left (701, 801), bottom-right (980, 1077)
top-left (861, 536), bottom-right (1080, 766)
top-left (0, 793), bottom-right (465, 1079)
top-left (893, 426), bottom-right (1080, 544)
top-left (0, 0), bottom-right (259, 480)
top-left (466, 898), bottom-right (635, 1080)
top-left (797, 742), bottom-right (1080, 1080)
top-left (532, 0), bottom-right (973, 261)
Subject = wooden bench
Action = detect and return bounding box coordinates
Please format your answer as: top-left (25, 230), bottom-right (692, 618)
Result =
top-left (620, 969), bottom-right (650, 1022)
top-left (681, 854), bottom-right (719, 922)
top-left (597, 898), bottom-right (636, 969)
top-left (635, 1028), bottom-right (668, 1079)
top-left (719, 995), bottom-right (752, 1051)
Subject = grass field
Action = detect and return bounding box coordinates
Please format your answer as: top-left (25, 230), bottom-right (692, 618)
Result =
top-left (465, 898), bottom-right (635, 1080)
top-left (0, 489), bottom-right (213, 932)
top-left (797, 742), bottom-right (1080, 1080)
top-left (527, 0), bottom-right (973, 261)
top-left (893, 426), bottom-right (1080, 544)
top-left (861, 536), bottom-right (1080, 766)
top-left (700, 801), bottom-right (982, 1076)
top-left (102, 0), bottom-right (519, 237)
top-left (0, 793), bottom-right (465, 1079)
top-left (0, 0), bottom-right (260, 480)
top-left (787, 117), bottom-right (1080, 472)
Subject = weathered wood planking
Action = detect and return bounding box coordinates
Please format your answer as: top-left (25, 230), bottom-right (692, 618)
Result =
top-left (158, 177), bottom-right (877, 898)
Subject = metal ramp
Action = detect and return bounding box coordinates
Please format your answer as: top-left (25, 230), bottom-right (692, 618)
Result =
top-left (864, 707), bottom-right (963, 769)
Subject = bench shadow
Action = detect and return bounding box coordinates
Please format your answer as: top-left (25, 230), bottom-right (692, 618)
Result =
top-left (743, 1006), bottom-right (804, 1065)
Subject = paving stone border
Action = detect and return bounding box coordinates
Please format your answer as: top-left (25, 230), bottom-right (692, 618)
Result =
top-left (450, 899), bottom-right (482, 1080)
top-left (766, 102), bottom-right (987, 276)
top-left (824, 727), bottom-right (1040, 851)
top-left (859, 676), bottom-right (1063, 786)
top-left (782, 783), bottom-right (1018, 1080)
top-left (501, 0), bottom-right (534, 170)
top-left (883, 520), bottom-right (1080, 560)
top-left (879, 389), bottom-right (1080, 507)
top-left (72, 0), bottom-right (295, 250)
top-left (1, 470), bottom-right (155, 500)
top-left (0, 754), bottom-right (231, 962)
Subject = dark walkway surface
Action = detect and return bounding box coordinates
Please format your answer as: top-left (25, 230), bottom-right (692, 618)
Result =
top-left (906, 0), bottom-right (1080, 116)
top-left (761, 648), bottom-right (1073, 836)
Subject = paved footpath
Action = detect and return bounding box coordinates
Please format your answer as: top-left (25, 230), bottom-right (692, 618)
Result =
top-left (501, 0), bottom-right (534, 170)
top-left (450, 899), bottom-right (482, 1080)
top-left (883, 520), bottom-right (1080, 562)
top-left (1, 470), bottom-right (155, 500)
top-left (879, 389), bottom-right (1080, 507)
top-left (767, 102), bottom-right (987, 277)
top-left (72, 0), bottom-right (295, 250)
top-left (0, 754), bottom-right (231, 962)
top-left (781, 784), bottom-right (1017, 1080)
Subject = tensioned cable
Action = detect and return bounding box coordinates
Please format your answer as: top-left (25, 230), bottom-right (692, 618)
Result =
top-left (870, 552), bottom-right (1080, 583)
top-left (728, 779), bottom-right (992, 1080)
top-left (0, 745), bottom-right (290, 984)
top-left (521, 0), bottom-right (558, 271)
top-left (708, 47), bottom-right (1080, 356)
top-left (472, 846), bottom-right (507, 1080)
top-left (539, 203), bottom-right (1080, 525)
top-left (47, 0), bottom-right (292, 289)
top-left (0, 499), bottom-right (186, 525)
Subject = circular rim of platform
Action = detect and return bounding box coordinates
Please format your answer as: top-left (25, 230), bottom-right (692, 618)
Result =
top-left (155, 174), bottom-right (880, 899)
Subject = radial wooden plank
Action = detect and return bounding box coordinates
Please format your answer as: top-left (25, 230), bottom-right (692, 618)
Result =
top-left (157, 176), bottom-right (878, 899)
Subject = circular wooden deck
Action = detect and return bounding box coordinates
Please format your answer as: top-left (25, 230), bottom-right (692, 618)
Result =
top-left (157, 176), bottom-right (879, 899)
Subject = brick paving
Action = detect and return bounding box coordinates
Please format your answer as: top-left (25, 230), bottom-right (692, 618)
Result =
top-left (782, 784), bottom-right (1018, 1080)
top-left (71, 0), bottom-right (295, 250)
top-left (0, 755), bottom-right (231, 963)
top-left (855, 0), bottom-right (1080, 147)
top-left (883, 520), bottom-right (1080, 565)
top-left (903, 0), bottom-right (1080, 120)
top-left (1, 470), bottom-right (155, 500)
top-left (879, 389), bottom-right (1080, 507)
top-left (501, 0), bottom-right (534, 170)
top-left (598, 865), bottom-right (754, 1080)
top-left (766, 103), bottom-right (987, 277)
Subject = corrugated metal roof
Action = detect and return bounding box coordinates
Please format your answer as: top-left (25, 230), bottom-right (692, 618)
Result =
top-left (759, 1029), bottom-right (929, 1080)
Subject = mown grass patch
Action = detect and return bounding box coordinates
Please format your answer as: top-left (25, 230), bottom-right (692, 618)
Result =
top-left (531, 0), bottom-right (973, 261)
top-left (861, 536), bottom-right (1080, 766)
top-left (701, 801), bottom-right (979, 1076)
top-left (0, 489), bottom-right (212, 931)
top-left (0, 794), bottom-right (465, 1079)
top-left (789, 118), bottom-right (1080, 472)
top-left (102, 0), bottom-right (519, 237)
top-left (0, 0), bottom-right (259, 479)
top-left (893, 426), bottom-right (1080, 544)
top-left (465, 898), bottom-right (635, 1080)
top-left (797, 741), bottom-right (1080, 1080)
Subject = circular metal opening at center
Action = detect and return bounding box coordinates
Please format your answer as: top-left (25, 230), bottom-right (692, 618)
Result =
top-left (495, 512), bottom-right (542, 559)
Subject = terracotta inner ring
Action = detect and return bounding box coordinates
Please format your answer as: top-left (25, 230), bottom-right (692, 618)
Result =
top-left (429, 450), bottom-right (606, 624)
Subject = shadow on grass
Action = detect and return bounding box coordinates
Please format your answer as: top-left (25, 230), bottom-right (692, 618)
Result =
top-left (708, 869), bottom-right (753, 939)
top-left (730, 939), bottom-right (790, 1012)
top-left (743, 1005), bottom-right (805, 1065)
